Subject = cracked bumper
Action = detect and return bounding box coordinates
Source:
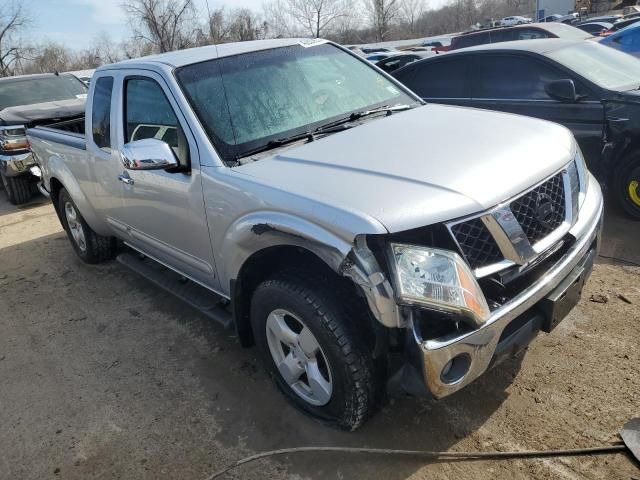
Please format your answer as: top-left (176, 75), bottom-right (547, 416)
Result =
top-left (0, 152), bottom-right (35, 177)
top-left (414, 173), bottom-right (604, 399)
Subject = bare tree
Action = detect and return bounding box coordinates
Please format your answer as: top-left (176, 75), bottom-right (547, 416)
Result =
top-left (227, 8), bottom-right (265, 42)
top-left (123, 0), bottom-right (197, 53)
top-left (399, 0), bottom-right (424, 35)
top-left (283, 0), bottom-right (350, 38)
top-left (202, 2), bottom-right (230, 44)
top-left (263, 0), bottom-right (296, 38)
top-left (0, 1), bottom-right (30, 77)
top-left (363, 0), bottom-right (400, 41)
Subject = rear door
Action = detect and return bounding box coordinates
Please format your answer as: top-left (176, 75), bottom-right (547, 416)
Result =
top-left (393, 56), bottom-right (472, 107)
top-left (470, 53), bottom-right (604, 162)
top-left (111, 70), bottom-right (218, 288)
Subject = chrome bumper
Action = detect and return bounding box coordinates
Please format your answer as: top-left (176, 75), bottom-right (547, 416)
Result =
top-left (415, 173), bottom-right (604, 399)
top-left (0, 152), bottom-right (35, 177)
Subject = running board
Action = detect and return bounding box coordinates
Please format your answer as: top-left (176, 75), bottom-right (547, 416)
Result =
top-left (116, 252), bottom-right (232, 329)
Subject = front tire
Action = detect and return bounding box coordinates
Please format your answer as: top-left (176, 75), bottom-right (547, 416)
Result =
top-left (1, 172), bottom-right (31, 205)
top-left (613, 150), bottom-right (640, 219)
top-left (58, 188), bottom-right (117, 263)
top-left (251, 274), bottom-right (379, 430)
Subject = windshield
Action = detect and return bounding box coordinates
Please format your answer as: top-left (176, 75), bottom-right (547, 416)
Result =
top-left (546, 41), bottom-right (640, 90)
top-left (0, 75), bottom-right (87, 110)
top-left (176, 43), bottom-right (414, 162)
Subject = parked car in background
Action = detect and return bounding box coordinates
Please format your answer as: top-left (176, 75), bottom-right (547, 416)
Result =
top-left (576, 21), bottom-right (613, 35)
top-left (361, 47), bottom-right (392, 54)
top-left (501, 15), bottom-right (533, 25)
top-left (623, 5), bottom-right (640, 16)
top-left (599, 22), bottom-right (640, 56)
top-left (541, 13), bottom-right (579, 24)
top-left (540, 14), bottom-right (564, 22)
top-left (365, 52), bottom-right (394, 62)
top-left (422, 37), bottom-right (452, 52)
top-left (581, 14), bottom-right (621, 24)
top-left (27, 39), bottom-right (603, 430)
top-left (375, 52), bottom-right (436, 73)
top-left (600, 17), bottom-right (640, 36)
top-left (0, 73), bottom-right (87, 204)
top-left (450, 22), bottom-right (592, 50)
top-left (393, 38), bottom-right (640, 218)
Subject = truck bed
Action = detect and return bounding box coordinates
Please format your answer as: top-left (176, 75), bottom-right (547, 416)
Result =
top-left (27, 118), bottom-right (86, 152)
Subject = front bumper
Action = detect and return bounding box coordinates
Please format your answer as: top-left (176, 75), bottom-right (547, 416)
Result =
top-left (0, 152), bottom-right (35, 177)
top-left (413, 173), bottom-right (604, 399)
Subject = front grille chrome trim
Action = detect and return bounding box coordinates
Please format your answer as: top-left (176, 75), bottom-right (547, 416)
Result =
top-left (447, 163), bottom-right (575, 278)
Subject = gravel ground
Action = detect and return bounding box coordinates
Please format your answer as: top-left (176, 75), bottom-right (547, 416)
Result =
top-left (0, 192), bottom-right (638, 480)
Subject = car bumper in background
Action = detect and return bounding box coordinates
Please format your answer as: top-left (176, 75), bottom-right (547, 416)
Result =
top-left (413, 173), bottom-right (604, 399)
top-left (0, 152), bottom-right (36, 177)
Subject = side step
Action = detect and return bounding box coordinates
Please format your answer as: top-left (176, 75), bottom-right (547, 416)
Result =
top-left (117, 252), bottom-right (233, 329)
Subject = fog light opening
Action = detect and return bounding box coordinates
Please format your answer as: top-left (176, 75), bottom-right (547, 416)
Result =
top-left (440, 353), bottom-right (471, 385)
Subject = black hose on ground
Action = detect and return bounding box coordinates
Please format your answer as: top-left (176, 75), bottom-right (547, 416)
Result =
top-left (205, 443), bottom-right (629, 479)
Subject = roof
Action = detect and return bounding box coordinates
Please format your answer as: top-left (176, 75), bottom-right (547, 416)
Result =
top-left (101, 38), bottom-right (325, 71)
top-left (453, 37), bottom-right (584, 55)
top-left (0, 72), bottom-right (76, 82)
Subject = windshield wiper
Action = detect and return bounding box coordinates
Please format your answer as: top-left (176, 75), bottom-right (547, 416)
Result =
top-left (313, 103), bottom-right (419, 133)
top-left (236, 104), bottom-right (418, 160)
top-left (237, 131), bottom-right (315, 159)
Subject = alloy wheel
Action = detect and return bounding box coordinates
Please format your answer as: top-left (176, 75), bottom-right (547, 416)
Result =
top-left (265, 308), bottom-right (333, 406)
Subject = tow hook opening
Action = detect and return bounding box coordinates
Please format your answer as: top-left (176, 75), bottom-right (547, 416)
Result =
top-left (440, 353), bottom-right (471, 385)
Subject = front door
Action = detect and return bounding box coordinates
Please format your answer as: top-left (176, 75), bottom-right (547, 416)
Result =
top-left (470, 54), bottom-right (604, 165)
top-left (111, 71), bottom-right (218, 289)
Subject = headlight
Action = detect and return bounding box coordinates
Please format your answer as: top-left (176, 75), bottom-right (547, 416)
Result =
top-left (390, 244), bottom-right (490, 326)
top-left (574, 146), bottom-right (588, 200)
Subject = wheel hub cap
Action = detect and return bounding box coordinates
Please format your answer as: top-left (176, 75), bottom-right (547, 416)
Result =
top-left (64, 202), bottom-right (87, 252)
top-left (265, 309), bottom-right (333, 406)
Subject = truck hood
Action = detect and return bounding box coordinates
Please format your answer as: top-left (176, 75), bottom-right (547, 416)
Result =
top-left (236, 104), bottom-right (575, 233)
top-left (0, 97), bottom-right (86, 126)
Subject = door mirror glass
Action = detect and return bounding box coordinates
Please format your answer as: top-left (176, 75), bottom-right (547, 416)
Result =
top-left (545, 79), bottom-right (579, 103)
top-left (120, 138), bottom-right (179, 170)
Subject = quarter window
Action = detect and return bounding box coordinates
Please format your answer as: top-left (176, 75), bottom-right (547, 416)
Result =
top-left (91, 76), bottom-right (113, 151)
top-left (124, 78), bottom-right (189, 166)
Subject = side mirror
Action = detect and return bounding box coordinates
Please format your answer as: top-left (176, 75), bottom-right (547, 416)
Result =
top-left (545, 79), bottom-right (580, 103)
top-left (120, 138), bottom-right (179, 171)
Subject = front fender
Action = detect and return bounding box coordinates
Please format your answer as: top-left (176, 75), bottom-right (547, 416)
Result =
top-left (221, 211), bottom-right (354, 291)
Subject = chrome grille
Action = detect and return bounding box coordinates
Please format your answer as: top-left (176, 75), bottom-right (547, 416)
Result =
top-left (510, 172), bottom-right (565, 245)
top-left (450, 218), bottom-right (502, 268)
top-left (449, 167), bottom-right (576, 273)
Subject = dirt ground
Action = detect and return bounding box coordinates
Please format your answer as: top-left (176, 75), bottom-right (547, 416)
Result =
top-left (0, 191), bottom-right (638, 480)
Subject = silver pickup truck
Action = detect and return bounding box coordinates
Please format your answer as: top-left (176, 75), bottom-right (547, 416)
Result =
top-left (28, 39), bottom-right (603, 430)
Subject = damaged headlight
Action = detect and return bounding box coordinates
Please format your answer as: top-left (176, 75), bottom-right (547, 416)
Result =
top-left (390, 244), bottom-right (490, 326)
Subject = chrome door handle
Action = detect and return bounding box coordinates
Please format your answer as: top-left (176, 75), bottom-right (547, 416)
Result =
top-left (118, 174), bottom-right (134, 185)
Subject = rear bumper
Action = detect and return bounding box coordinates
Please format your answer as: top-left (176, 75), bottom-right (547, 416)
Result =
top-left (412, 174), bottom-right (604, 399)
top-left (0, 152), bottom-right (35, 177)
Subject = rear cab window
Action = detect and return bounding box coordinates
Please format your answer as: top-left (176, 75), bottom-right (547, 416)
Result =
top-left (91, 76), bottom-right (114, 151)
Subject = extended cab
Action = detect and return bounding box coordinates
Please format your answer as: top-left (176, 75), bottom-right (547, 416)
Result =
top-left (0, 73), bottom-right (87, 204)
top-left (28, 39), bottom-right (604, 430)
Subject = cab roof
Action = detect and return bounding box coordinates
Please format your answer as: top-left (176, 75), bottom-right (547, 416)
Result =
top-left (99, 38), bottom-right (329, 71)
top-left (453, 37), bottom-right (585, 55)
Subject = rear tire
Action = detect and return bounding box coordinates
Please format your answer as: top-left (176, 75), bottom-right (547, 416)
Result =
top-left (58, 188), bottom-right (117, 263)
top-left (1, 173), bottom-right (31, 205)
top-left (251, 273), bottom-right (380, 430)
top-left (613, 150), bottom-right (640, 219)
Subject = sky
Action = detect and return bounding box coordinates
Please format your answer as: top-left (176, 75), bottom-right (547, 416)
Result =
top-left (24, 0), bottom-right (267, 47)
